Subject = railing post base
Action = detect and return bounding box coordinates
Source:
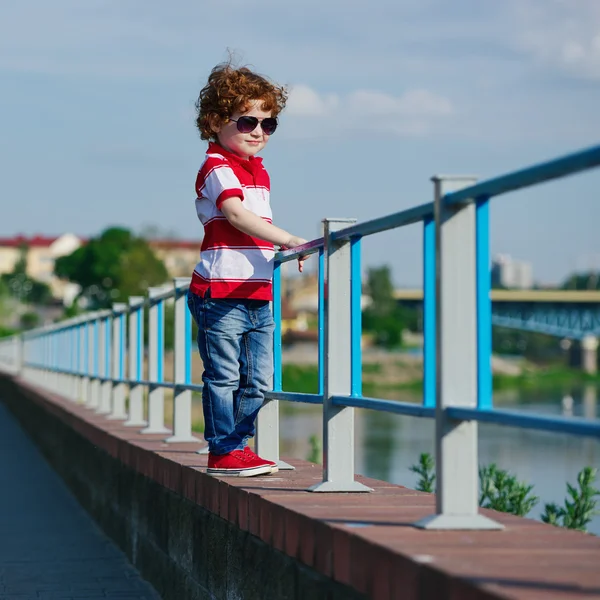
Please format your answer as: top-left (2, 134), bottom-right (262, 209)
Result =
top-left (309, 480), bottom-right (372, 493)
top-left (124, 386), bottom-right (146, 427)
top-left (107, 384), bottom-right (127, 420)
top-left (166, 388), bottom-right (198, 444)
top-left (166, 436), bottom-right (199, 443)
top-left (275, 460), bottom-right (294, 471)
top-left (415, 514), bottom-right (503, 531)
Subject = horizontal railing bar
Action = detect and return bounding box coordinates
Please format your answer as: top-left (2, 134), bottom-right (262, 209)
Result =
top-left (275, 238), bottom-right (324, 264)
top-left (147, 287), bottom-right (176, 305)
top-left (447, 407), bottom-right (600, 438)
top-left (264, 391), bottom-right (324, 404)
top-left (332, 202), bottom-right (434, 241)
top-left (19, 366), bottom-right (206, 392)
top-left (332, 395), bottom-right (436, 418)
top-left (445, 144), bottom-right (600, 205)
top-left (394, 289), bottom-right (600, 303)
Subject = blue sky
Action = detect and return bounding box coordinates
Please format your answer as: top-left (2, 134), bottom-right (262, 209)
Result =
top-left (1, 0), bottom-right (599, 285)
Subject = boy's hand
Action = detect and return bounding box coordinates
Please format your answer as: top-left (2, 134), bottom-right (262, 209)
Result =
top-left (282, 236), bottom-right (309, 273)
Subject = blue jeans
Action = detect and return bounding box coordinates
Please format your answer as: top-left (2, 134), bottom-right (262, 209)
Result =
top-left (187, 291), bottom-right (274, 455)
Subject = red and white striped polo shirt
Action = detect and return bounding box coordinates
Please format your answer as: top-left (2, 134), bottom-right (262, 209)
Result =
top-left (190, 142), bottom-right (275, 300)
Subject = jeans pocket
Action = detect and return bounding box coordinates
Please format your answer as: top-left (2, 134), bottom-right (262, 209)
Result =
top-left (187, 291), bottom-right (203, 327)
top-left (203, 299), bottom-right (240, 333)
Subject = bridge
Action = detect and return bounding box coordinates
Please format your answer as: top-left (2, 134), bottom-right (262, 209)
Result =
top-left (394, 288), bottom-right (600, 373)
top-left (1, 144), bottom-right (600, 599)
top-left (395, 288), bottom-right (600, 339)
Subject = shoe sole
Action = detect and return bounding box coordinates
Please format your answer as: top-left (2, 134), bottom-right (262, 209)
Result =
top-left (207, 465), bottom-right (273, 477)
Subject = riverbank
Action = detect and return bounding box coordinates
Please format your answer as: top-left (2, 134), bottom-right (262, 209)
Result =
top-left (282, 358), bottom-right (600, 398)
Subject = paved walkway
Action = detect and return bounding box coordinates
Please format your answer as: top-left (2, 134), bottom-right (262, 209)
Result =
top-left (0, 403), bottom-right (160, 600)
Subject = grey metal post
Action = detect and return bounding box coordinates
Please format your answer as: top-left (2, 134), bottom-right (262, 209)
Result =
top-left (66, 320), bottom-right (76, 401)
top-left (97, 314), bottom-right (112, 414)
top-left (87, 315), bottom-right (100, 409)
top-left (167, 278), bottom-right (198, 444)
top-left (142, 288), bottom-right (170, 434)
top-left (310, 218), bottom-right (371, 493)
top-left (57, 328), bottom-right (64, 394)
top-left (255, 398), bottom-right (293, 469)
top-left (45, 328), bottom-right (52, 390)
top-left (51, 327), bottom-right (59, 392)
top-left (75, 317), bottom-right (86, 401)
top-left (108, 303), bottom-right (128, 420)
top-left (415, 176), bottom-right (502, 530)
top-left (125, 297), bottom-right (147, 427)
top-left (44, 328), bottom-right (52, 391)
top-left (79, 319), bottom-right (88, 404)
top-left (14, 334), bottom-right (23, 376)
top-left (57, 328), bottom-right (67, 396)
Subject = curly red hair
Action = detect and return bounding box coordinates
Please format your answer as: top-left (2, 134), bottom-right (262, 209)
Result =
top-left (195, 62), bottom-right (288, 141)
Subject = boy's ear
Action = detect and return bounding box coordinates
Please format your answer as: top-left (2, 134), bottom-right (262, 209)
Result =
top-left (208, 114), bottom-right (222, 134)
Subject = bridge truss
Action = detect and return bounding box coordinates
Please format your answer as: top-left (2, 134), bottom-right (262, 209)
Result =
top-left (491, 303), bottom-right (600, 339)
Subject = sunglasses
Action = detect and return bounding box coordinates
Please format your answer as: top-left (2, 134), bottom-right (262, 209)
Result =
top-left (230, 116), bottom-right (278, 136)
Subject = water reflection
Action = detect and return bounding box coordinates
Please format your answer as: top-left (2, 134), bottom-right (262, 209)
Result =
top-left (279, 384), bottom-right (600, 535)
top-left (361, 411), bottom-right (398, 481)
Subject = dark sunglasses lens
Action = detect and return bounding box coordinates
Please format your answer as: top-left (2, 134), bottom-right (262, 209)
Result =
top-left (261, 118), bottom-right (278, 135)
top-left (236, 116), bottom-right (259, 133)
top-left (237, 117), bottom-right (258, 133)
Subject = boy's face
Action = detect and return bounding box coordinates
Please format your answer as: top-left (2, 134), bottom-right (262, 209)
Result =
top-left (213, 99), bottom-right (272, 160)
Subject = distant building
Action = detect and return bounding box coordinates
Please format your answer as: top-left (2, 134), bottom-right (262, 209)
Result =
top-left (0, 233), bottom-right (202, 304)
top-left (0, 233), bottom-right (84, 304)
top-left (491, 254), bottom-right (533, 289)
top-left (147, 239), bottom-right (200, 278)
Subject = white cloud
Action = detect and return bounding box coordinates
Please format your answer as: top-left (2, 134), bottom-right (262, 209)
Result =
top-left (514, 0), bottom-right (600, 80)
top-left (284, 85), bottom-right (453, 139)
top-left (286, 85), bottom-right (340, 116)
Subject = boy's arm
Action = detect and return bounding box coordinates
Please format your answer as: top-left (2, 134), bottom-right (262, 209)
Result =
top-left (220, 197), bottom-right (306, 249)
top-left (220, 196), bottom-right (308, 272)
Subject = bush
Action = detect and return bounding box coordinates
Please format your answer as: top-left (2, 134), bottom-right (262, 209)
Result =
top-left (541, 467), bottom-right (599, 531)
top-left (408, 453), bottom-right (599, 531)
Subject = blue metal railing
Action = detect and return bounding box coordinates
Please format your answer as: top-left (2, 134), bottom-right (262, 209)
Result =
top-left (1, 143), bottom-right (599, 529)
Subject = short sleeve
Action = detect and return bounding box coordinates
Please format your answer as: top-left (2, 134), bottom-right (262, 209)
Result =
top-left (196, 157), bottom-right (243, 209)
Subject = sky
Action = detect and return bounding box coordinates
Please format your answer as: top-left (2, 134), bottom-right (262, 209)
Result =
top-left (1, 0), bottom-right (599, 286)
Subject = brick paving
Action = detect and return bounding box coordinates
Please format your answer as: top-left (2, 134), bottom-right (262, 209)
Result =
top-left (0, 402), bottom-right (161, 600)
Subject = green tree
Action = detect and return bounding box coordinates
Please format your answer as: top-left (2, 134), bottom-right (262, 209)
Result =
top-left (54, 227), bottom-right (169, 308)
top-left (562, 271), bottom-right (600, 290)
top-left (0, 278), bottom-right (13, 334)
top-left (20, 311), bottom-right (40, 330)
top-left (362, 265), bottom-right (409, 349)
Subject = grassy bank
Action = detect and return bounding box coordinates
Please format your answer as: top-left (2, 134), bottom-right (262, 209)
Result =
top-left (282, 363), bottom-right (600, 398)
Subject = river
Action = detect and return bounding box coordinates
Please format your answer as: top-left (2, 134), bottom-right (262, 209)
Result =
top-left (279, 384), bottom-right (600, 535)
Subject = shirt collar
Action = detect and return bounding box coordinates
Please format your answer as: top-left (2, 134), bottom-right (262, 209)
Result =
top-left (207, 142), bottom-right (264, 171)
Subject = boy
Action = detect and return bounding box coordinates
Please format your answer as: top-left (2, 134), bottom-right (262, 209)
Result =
top-left (188, 62), bottom-right (308, 477)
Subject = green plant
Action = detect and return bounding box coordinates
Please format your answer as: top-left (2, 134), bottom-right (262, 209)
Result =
top-left (541, 467), bottom-right (599, 532)
top-left (479, 464), bottom-right (539, 517)
top-left (307, 434), bottom-right (322, 464)
top-left (192, 419), bottom-right (205, 434)
top-left (409, 452), bottom-right (436, 492)
top-left (409, 454), bottom-right (539, 517)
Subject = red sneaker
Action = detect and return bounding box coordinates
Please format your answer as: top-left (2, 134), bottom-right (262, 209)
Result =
top-left (207, 449), bottom-right (274, 477)
top-left (244, 446), bottom-right (279, 474)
